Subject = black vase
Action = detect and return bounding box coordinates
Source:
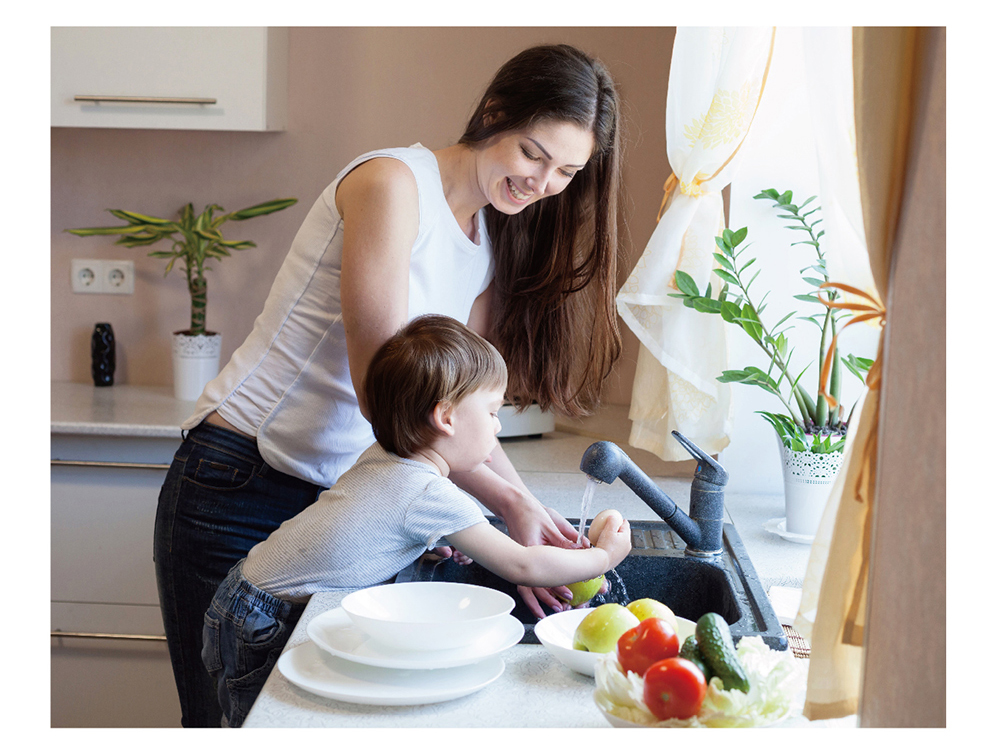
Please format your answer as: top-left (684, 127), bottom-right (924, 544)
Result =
top-left (91, 323), bottom-right (115, 387)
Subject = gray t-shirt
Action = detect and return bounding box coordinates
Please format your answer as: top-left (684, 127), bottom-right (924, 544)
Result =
top-left (242, 442), bottom-right (488, 601)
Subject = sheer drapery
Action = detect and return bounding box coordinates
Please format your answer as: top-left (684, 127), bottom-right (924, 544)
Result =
top-left (617, 27), bottom-right (775, 461)
top-left (795, 27), bottom-right (919, 720)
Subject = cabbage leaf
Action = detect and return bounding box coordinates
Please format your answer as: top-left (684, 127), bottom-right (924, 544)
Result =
top-left (593, 636), bottom-right (807, 728)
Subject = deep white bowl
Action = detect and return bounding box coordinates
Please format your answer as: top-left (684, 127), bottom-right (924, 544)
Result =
top-left (341, 582), bottom-right (515, 652)
top-left (535, 608), bottom-right (696, 677)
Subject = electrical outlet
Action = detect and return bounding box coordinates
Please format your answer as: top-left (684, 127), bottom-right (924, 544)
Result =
top-left (71, 259), bottom-right (134, 294)
top-left (104, 260), bottom-right (135, 294)
top-left (71, 259), bottom-right (102, 293)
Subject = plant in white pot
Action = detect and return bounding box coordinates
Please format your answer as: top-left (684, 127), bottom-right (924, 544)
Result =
top-left (67, 198), bottom-right (297, 400)
top-left (668, 188), bottom-right (873, 540)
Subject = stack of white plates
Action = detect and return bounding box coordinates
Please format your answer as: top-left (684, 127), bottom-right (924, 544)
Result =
top-left (277, 583), bottom-right (523, 706)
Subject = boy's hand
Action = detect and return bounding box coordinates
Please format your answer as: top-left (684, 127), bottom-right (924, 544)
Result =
top-left (595, 514), bottom-right (631, 568)
top-left (430, 546), bottom-right (474, 565)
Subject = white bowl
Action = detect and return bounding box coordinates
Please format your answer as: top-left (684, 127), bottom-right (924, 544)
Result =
top-left (341, 582), bottom-right (515, 652)
top-left (535, 608), bottom-right (697, 677)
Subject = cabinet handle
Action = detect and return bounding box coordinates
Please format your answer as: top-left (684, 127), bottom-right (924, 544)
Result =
top-left (51, 459), bottom-right (170, 470)
top-left (74, 95), bottom-right (217, 105)
top-left (52, 631), bottom-right (167, 642)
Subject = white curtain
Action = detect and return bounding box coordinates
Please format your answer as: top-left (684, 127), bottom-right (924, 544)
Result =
top-left (617, 27), bottom-right (776, 461)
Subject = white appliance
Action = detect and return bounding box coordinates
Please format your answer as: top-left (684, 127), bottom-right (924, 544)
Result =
top-left (497, 403), bottom-right (555, 437)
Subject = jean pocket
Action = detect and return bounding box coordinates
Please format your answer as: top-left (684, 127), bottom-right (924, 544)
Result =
top-left (201, 613), bottom-right (223, 675)
top-left (224, 645), bottom-right (284, 728)
top-left (186, 452), bottom-right (257, 491)
top-left (240, 608), bottom-right (285, 646)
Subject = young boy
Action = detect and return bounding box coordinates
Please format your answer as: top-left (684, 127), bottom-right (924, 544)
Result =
top-left (201, 315), bottom-right (632, 726)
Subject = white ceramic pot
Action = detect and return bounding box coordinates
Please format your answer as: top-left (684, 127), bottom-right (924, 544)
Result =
top-left (777, 435), bottom-right (845, 537)
top-left (171, 331), bottom-right (221, 401)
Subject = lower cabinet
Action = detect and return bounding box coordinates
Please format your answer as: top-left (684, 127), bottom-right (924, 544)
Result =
top-left (51, 434), bottom-right (183, 727)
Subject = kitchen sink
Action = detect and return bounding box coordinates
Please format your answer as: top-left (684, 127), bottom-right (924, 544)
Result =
top-left (395, 517), bottom-right (788, 650)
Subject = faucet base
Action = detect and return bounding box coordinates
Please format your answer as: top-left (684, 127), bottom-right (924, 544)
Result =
top-left (684, 548), bottom-right (723, 558)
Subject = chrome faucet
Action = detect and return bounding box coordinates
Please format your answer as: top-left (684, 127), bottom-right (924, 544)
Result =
top-left (579, 431), bottom-right (729, 557)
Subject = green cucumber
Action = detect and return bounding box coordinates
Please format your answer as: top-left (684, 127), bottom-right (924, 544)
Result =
top-left (678, 634), bottom-right (713, 683)
top-left (695, 612), bottom-right (750, 693)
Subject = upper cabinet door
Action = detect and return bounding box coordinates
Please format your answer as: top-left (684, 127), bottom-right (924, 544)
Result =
top-left (51, 27), bottom-right (288, 131)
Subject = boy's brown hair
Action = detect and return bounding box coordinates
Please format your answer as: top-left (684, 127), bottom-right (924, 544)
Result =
top-left (364, 315), bottom-right (508, 458)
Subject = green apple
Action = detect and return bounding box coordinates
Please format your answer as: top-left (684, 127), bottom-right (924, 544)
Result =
top-left (572, 603), bottom-right (640, 653)
top-left (555, 575), bottom-right (605, 606)
top-left (626, 598), bottom-right (678, 632)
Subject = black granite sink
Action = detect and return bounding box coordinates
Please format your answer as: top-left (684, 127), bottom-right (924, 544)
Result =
top-left (394, 517), bottom-right (788, 650)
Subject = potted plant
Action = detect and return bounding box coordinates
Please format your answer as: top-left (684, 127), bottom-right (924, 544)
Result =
top-left (668, 188), bottom-right (873, 539)
top-left (67, 198), bottom-right (297, 400)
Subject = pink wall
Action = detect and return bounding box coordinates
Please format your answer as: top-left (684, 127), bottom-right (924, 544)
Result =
top-left (51, 27), bottom-right (675, 407)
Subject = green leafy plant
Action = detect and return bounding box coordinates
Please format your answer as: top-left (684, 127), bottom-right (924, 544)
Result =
top-left (67, 198), bottom-right (298, 336)
top-left (669, 188), bottom-right (873, 453)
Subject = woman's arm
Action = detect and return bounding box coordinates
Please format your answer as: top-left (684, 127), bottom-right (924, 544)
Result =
top-left (447, 512), bottom-right (631, 589)
top-left (336, 158), bottom-right (420, 419)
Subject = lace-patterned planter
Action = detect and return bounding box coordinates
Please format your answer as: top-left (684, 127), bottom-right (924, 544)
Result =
top-left (171, 331), bottom-right (221, 401)
top-left (777, 434), bottom-right (845, 537)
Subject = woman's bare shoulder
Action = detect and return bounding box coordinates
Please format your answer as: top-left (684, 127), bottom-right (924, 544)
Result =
top-left (335, 156), bottom-right (418, 216)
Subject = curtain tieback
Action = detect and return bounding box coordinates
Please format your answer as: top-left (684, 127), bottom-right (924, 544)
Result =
top-left (656, 172), bottom-right (712, 221)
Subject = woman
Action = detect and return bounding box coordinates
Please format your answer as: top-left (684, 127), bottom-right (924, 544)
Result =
top-left (154, 43), bottom-right (624, 727)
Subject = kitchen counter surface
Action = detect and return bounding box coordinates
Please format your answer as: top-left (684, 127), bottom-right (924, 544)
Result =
top-left (244, 430), bottom-right (839, 728)
top-left (51, 381), bottom-right (196, 438)
top-left (246, 587), bottom-right (854, 729)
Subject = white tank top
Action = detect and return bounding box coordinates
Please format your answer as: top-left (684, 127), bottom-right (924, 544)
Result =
top-left (182, 144), bottom-right (494, 488)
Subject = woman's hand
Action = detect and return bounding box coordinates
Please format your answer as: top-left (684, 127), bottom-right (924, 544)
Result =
top-left (501, 502), bottom-right (584, 617)
top-left (451, 442), bottom-right (593, 618)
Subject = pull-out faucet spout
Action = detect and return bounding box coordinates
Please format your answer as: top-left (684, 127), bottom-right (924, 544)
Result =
top-left (580, 431), bottom-right (729, 556)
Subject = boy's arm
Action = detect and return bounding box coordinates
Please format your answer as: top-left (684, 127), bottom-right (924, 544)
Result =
top-left (446, 513), bottom-right (631, 590)
top-left (450, 445), bottom-right (581, 549)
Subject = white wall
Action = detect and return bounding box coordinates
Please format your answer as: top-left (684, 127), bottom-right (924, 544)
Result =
top-left (721, 28), bottom-right (879, 496)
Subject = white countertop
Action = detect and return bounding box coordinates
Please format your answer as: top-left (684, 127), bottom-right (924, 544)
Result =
top-left (51, 381), bottom-right (196, 438)
top-left (245, 588), bottom-right (854, 729)
top-left (241, 431), bottom-right (830, 728)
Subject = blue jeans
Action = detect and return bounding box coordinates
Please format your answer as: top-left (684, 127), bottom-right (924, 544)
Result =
top-left (153, 421), bottom-right (323, 727)
top-left (202, 559), bottom-right (305, 727)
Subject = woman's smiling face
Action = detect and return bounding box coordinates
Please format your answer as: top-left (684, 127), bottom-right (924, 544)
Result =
top-left (477, 119), bottom-right (595, 214)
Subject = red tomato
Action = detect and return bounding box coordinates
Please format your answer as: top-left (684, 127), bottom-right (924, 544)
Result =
top-left (616, 617), bottom-right (680, 676)
top-left (643, 657), bottom-right (708, 721)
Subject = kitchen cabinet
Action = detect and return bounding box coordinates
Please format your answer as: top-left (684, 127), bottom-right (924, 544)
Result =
top-left (51, 27), bottom-right (288, 131)
top-left (51, 383), bottom-right (195, 727)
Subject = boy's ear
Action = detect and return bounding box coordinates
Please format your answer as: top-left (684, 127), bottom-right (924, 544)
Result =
top-left (431, 400), bottom-right (456, 437)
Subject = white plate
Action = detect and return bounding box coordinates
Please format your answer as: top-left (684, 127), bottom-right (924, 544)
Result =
top-left (763, 517), bottom-right (815, 544)
top-left (535, 608), bottom-right (696, 677)
top-left (308, 607), bottom-right (524, 669)
top-left (277, 640), bottom-right (505, 706)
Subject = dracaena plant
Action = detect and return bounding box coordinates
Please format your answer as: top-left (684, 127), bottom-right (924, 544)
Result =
top-left (67, 198), bottom-right (297, 337)
top-left (669, 188), bottom-right (873, 454)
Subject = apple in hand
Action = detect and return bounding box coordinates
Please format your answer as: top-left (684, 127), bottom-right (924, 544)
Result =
top-left (626, 598), bottom-right (678, 632)
top-left (556, 575), bottom-right (606, 606)
top-left (572, 603), bottom-right (640, 653)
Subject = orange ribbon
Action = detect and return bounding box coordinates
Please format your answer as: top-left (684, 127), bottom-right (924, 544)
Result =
top-left (656, 173), bottom-right (679, 222)
top-left (817, 282), bottom-right (886, 408)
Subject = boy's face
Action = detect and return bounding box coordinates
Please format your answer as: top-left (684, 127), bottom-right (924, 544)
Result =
top-left (445, 385), bottom-right (505, 472)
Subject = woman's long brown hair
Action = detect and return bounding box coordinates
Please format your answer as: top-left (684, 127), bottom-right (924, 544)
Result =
top-left (459, 44), bottom-right (624, 419)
